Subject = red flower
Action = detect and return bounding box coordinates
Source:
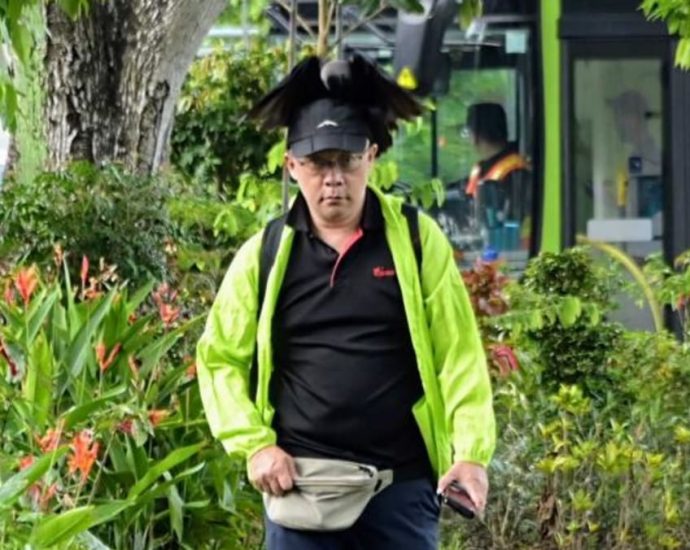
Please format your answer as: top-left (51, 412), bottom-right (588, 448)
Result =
top-left (36, 423), bottom-right (63, 453)
top-left (185, 362), bottom-right (197, 379)
top-left (14, 267), bottom-right (38, 307)
top-left (158, 303), bottom-right (180, 326)
top-left (148, 409), bottom-right (170, 427)
top-left (67, 430), bottom-right (100, 483)
top-left (490, 344), bottom-right (520, 377)
top-left (80, 256), bottom-right (90, 288)
top-left (38, 482), bottom-right (58, 511)
top-left (152, 283), bottom-right (181, 327)
top-left (19, 454), bottom-right (35, 471)
top-left (117, 419), bottom-right (134, 435)
top-left (96, 342), bottom-right (122, 373)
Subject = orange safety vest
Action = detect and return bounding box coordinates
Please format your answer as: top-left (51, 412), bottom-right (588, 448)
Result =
top-left (465, 152), bottom-right (529, 197)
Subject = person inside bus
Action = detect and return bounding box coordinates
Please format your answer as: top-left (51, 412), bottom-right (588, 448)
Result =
top-left (463, 102), bottom-right (531, 251)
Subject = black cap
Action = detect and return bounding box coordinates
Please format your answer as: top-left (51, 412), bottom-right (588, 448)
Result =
top-left (287, 98), bottom-right (370, 157)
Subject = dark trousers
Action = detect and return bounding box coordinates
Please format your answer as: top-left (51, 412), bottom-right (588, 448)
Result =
top-left (264, 477), bottom-right (440, 550)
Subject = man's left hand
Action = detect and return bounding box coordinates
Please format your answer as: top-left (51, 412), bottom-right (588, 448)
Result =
top-left (437, 461), bottom-right (488, 516)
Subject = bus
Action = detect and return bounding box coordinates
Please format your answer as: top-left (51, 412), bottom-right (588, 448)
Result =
top-left (266, 0), bottom-right (690, 327)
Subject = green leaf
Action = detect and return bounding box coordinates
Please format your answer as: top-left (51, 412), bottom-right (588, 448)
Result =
top-left (125, 280), bottom-right (155, 316)
top-left (133, 462), bottom-right (205, 507)
top-left (138, 315), bottom-right (203, 379)
top-left (558, 296), bottom-right (582, 327)
top-left (22, 331), bottom-right (54, 429)
top-left (0, 447), bottom-right (68, 508)
top-left (61, 385), bottom-right (127, 429)
top-left (66, 289), bottom-right (117, 377)
top-left (74, 531), bottom-right (112, 550)
top-left (167, 475), bottom-right (184, 541)
top-left (31, 501), bottom-right (131, 547)
top-left (25, 288), bottom-right (60, 344)
top-left (128, 442), bottom-right (205, 500)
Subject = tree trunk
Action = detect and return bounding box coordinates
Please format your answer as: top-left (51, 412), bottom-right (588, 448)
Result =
top-left (43, 0), bottom-right (226, 175)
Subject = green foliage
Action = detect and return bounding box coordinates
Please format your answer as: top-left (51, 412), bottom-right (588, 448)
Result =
top-left (0, 264), bottom-right (263, 548)
top-left (171, 43), bottom-right (285, 193)
top-left (0, 163), bottom-right (176, 285)
top-left (522, 247), bottom-right (615, 305)
top-left (169, 171), bottom-right (283, 309)
top-left (497, 248), bottom-right (626, 399)
top-left (443, 248), bottom-right (690, 549)
top-left (641, 0), bottom-right (690, 69)
top-left (644, 251), bottom-right (690, 341)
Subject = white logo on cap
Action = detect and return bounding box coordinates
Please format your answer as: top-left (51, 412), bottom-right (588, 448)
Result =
top-left (316, 119), bottom-right (339, 129)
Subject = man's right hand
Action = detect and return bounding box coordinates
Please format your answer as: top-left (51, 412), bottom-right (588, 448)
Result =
top-left (248, 445), bottom-right (297, 496)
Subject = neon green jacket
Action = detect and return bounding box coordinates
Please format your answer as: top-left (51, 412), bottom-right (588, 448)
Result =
top-left (197, 185), bottom-right (495, 477)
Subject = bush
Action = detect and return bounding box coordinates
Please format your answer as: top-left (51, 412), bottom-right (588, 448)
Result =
top-left (0, 163), bottom-right (176, 285)
top-left (443, 248), bottom-right (690, 549)
top-left (171, 42), bottom-right (285, 193)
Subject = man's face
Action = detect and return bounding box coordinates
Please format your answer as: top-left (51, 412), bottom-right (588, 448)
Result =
top-left (286, 143), bottom-right (378, 225)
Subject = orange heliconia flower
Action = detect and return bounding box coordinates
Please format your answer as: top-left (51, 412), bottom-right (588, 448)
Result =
top-left (19, 454), bottom-right (36, 471)
top-left (67, 430), bottom-right (100, 483)
top-left (39, 482), bottom-right (58, 511)
top-left (117, 418), bottom-right (134, 435)
top-left (148, 409), bottom-right (170, 428)
top-left (96, 342), bottom-right (122, 373)
top-left (14, 267), bottom-right (38, 307)
top-left (36, 422), bottom-right (64, 453)
top-left (80, 256), bottom-right (90, 288)
top-left (152, 283), bottom-right (181, 328)
top-left (185, 362), bottom-right (197, 379)
top-left (158, 303), bottom-right (180, 326)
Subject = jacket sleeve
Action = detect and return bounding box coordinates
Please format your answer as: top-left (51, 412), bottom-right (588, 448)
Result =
top-left (196, 232), bottom-right (277, 460)
top-left (418, 213), bottom-right (496, 467)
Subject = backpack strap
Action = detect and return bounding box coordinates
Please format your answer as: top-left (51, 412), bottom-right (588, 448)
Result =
top-left (401, 203), bottom-right (422, 275)
top-left (258, 213), bottom-right (288, 312)
top-left (251, 213), bottom-right (287, 399)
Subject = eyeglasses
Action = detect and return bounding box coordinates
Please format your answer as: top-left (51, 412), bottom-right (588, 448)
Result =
top-left (296, 150), bottom-right (367, 174)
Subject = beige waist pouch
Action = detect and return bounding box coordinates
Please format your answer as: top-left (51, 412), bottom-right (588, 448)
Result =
top-left (263, 457), bottom-right (393, 531)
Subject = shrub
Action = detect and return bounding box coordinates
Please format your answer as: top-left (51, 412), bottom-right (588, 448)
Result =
top-left (442, 248), bottom-right (690, 550)
top-left (0, 163), bottom-right (176, 285)
top-left (171, 42), bottom-right (285, 193)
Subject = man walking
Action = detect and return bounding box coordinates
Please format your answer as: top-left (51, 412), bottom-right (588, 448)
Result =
top-left (197, 54), bottom-right (495, 549)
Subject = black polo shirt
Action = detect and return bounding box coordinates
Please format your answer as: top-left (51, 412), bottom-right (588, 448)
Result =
top-left (270, 190), bottom-right (430, 477)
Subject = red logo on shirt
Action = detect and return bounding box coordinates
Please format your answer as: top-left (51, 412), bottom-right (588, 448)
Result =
top-left (372, 266), bottom-right (396, 278)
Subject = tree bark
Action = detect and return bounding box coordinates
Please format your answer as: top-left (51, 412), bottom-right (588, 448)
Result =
top-left (43, 0), bottom-right (226, 175)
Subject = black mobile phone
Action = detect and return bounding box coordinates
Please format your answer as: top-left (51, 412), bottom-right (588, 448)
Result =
top-left (440, 481), bottom-right (476, 519)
